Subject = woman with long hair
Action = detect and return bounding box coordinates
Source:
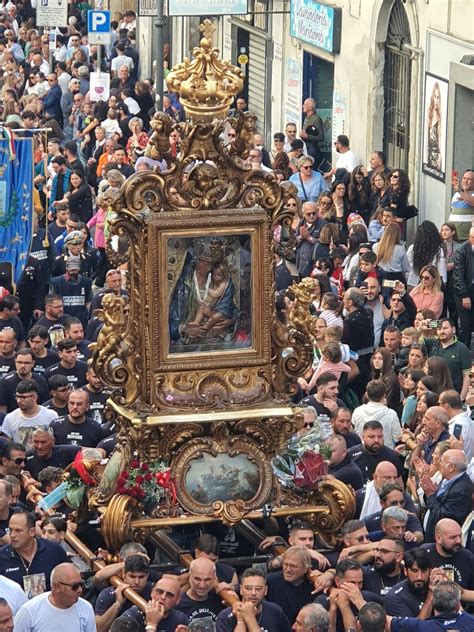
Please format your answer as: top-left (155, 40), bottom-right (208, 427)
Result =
top-left (62, 170), bottom-right (94, 223)
top-left (400, 368), bottom-right (426, 426)
top-left (426, 81), bottom-right (442, 171)
top-left (387, 168), bottom-right (411, 219)
top-left (425, 357), bottom-right (453, 392)
top-left (440, 222), bottom-right (461, 321)
top-left (406, 220), bottom-right (446, 289)
top-left (273, 151), bottom-right (292, 180)
top-left (417, 375), bottom-right (441, 397)
top-left (414, 309), bottom-right (437, 339)
top-left (348, 166), bottom-right (371, 222)
top-left (369, 172), bottom-right (390, 215)
top-left (317, 192), bottom-right (335, 223)
top-left (370, 347), bottom-right (401, 412)
top-left (409, 264), bottom-right (444, 319)
top-left (312, 223), bottom-right (339, 261)
top-left (342, 232), bottom-right (368, 283)
top-left (309, 274), bottom-right (332, 313)
top-left (330, 180), bottom-right (350, 226)
top-left (373, 223), bottom-right (409, 281)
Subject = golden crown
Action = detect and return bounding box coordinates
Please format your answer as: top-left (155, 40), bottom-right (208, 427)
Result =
top-left (166, 20), bottom-right (244, 122)
top-left (195, 238), bottom-right (226, 263)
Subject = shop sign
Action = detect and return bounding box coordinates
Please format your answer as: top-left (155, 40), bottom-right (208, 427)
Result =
top-left (290, 0), bottom-right (342, 54)
top-left (167, 0), bottom-right (248, 16)
top-left (285, 57), bottom-right (303, 126)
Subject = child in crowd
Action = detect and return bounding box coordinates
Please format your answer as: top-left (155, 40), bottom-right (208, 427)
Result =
top-left (330, 247), bottom-right (345, 297)
top-left (400, 368), bottom-right (426, 427)
top-left (319, 292), bottom-right (343, 328)
top-left (102, 108), bottom-right (122, 139)
top-left (354, 250), bottom-right (386, 287)
top-left (368, 207), bottom-right (384, 243)
top-left (393, 327), bottom-right (421, 374)
top-left (299, 341), bottom-right (351, 393)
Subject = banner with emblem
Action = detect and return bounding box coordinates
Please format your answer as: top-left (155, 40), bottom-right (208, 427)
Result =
top-left (0, 135), bottom-right (34, 287)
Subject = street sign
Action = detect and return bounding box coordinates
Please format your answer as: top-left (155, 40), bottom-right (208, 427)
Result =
top-left (37, 0), bottom-right (68, 28)
top-left (138, 0), bottom-right (160, 17)
top-left (87, 10), bottom-right (112, 45)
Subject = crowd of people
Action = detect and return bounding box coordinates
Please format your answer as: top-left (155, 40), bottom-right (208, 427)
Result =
top-left (0, 2), bottom-right (473, 632)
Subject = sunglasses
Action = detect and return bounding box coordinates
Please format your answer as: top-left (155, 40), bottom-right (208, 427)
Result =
top-left (305, 212), bottom-right (317, 216)
top-left (391, 174), bottom-right (399, 179)
top-left (58, 580), bottom-right (85, 591)
top-left (387, 499), bottom-right (406, 506)
top-left (9, 457), bottom-right (26, 464)
top-left (301, 165), bottom-right (312, 170)
top-left (421, 275), bottom-right (432, 280)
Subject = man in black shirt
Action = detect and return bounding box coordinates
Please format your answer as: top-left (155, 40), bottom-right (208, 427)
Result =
top-left (45, 338), bottom-right (87, 388)
top-left (328, 434), bottom-right (365, 490)
top-left (0, 328), bottom-right (16, 376)
top-left (26, 428), bottom-right (80, 480)
top-left (0, 349), bottom-right (49, 413)
top-left (44, 374), bottom-right (70, 417)
top-left (0, 296), bottom-right (25, 346)
top-left (64, 317), bottom-right (92, 361)
top-left (421, 518), bottom-right (474, 588)
top-left (363, 537), bottom-right (405, 598)
top-left (35, 294), bottom-right (68, 347)
top-left (330, 407), bottom-right (361, 449)
top-left (50, 389), bottom-right (103, 447)
top-left (52, 231), bottom-right (95, 280)
top-left (80, 365), bottom-right (112, 424)
top-left (0, 478), bottom-right (20, 541)
top-left (51, 257), bottom-right (93, 327)
top-left (348, 420), bottom-right (404, 483)
top-left (28, 325), bottom-right (59, 376)
top-left (216, 567), bottom-right (291, 632)
top-left (299, 372), bottom-right (345, 415)
top-left (176, 557), bottom-right (224, 623)
top-left (266, 546), bottom-right (314, 624)
top-left (0, 442), bottom-right (26, 479)
top-left (384, 548), bottom-right (433, 618)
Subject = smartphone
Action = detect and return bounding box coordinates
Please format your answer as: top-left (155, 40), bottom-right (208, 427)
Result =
top-left (382, 279), bottom-right (397, 288)
top-left (428, 320), bottom-right (440, 329)
top-left (453, 424), bottom-right (463, 440)
top-left (452, 170), bottom-right (459, 181)
top-left (360, 281), bottom-right (368, 289)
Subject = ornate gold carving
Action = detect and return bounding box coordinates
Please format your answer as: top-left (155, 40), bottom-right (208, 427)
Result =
top-left (171, 424), bottom-right (273, 524)
top-left (309, 478), bottom-right (356, 548)
top-left (100, 494), bottom-right (141, 551)
top-left (166, 19), bottom-right (244, 122)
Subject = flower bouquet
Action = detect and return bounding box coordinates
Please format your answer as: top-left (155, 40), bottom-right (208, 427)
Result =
top-left (272, 421), bottom-right (332, 492)
top-left (116, 459), bottom-right (176, 513)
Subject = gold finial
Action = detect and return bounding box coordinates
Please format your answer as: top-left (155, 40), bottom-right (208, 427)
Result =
top-left (166, 20), bottom-right (244, 122)
top-left (199, 19), bottom-right (215, 40)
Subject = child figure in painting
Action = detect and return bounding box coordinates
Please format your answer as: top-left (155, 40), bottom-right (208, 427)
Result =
top-left (187, 262), bottom-right (235, 334)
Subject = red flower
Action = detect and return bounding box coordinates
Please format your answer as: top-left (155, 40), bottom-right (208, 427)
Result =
top-left (130, 459), bottom-right (140, 469)
top-left (144, 473), bottom-right (153, 481)
top-left (121, 471), bottom-right (129, 479)
top-left (141, 463), bottom-right (149, 471)
top-left (135, 475), bottom-right (144, 484)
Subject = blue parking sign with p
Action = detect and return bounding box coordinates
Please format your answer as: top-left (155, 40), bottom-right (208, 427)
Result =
top-left (88, 10), bottom-right (111, 33)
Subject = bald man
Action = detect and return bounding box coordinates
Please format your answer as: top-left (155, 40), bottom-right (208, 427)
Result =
top-left (357, 462), bottom-right (417, 519)
top-left (176, 556), bottom-right (225, 622)
top-left (123, 575), bottom-right (188, 632)
top-left (14, 563), bottom-right (95, 629)
top-left (421, 518), bottom-right (474, 588)
top-left (421, 449), bottom-right (473, 542)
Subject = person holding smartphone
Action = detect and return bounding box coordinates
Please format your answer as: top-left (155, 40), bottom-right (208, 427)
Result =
top-left (448, 169), bottom-right (474, 241)
top-left (438, 390), bottom-right (474, 461)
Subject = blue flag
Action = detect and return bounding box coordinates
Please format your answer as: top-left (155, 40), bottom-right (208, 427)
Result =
top-left (0, 136), bottom-right (34, 287)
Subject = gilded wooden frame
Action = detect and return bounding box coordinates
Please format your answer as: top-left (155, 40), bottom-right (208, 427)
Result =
top-left (151, 208), bottom-right (271, 372)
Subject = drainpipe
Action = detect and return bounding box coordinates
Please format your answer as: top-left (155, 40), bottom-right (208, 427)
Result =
top-left (401, 39), bottom-right (425, 221)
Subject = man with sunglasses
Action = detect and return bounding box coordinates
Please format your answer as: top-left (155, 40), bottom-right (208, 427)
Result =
top-left (0, 511), bottom-right (69, 595)
top-left (123, 575), bottom-right (189, 631)
top-left (0, 442), bottom-right (26, 479)
top-left (295, 201), bottom-right (327, 278)
top-left (13, 562), bottom-right (95, 629)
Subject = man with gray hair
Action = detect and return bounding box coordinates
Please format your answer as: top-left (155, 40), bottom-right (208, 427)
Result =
top-left (411, 406), bottom-right (450, 465)
top-left (378, 506), bottom-right (421, 544)
top-left (295, 201), bottom-right (327, 278)
top-left (387, 581), bottom-right (474, 630)
top-left (358, 602), bottom-right (388, 632)
top-left (342, 288), bottom-right (374, 398)
top-left (421, 448), bottom-right (473, 542)
top-left (292, 603), bottom-right (329, 632)
top-left (299, 97), bottom-right (324, 165)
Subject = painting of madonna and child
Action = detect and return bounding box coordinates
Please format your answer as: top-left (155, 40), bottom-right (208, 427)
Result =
top-left (167, 235), bottom-right (252, 353)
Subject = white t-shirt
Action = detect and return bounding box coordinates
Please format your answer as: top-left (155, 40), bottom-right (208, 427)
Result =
top-left (0, 575), bottom-right (27, 615)
top-left (1, 406), bottom-right (58, 448)
top-left (111, 54), bottom-right (134, 74)
top-left (14, 592), bottom-right (96, 632)
top-left (335, 149), bottom-right (361, 173)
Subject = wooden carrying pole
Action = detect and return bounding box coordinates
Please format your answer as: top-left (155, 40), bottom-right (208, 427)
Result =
top-left (21, 474), bottom-right (148, 613)
top-left (150, 530), bottom-right (240, 606)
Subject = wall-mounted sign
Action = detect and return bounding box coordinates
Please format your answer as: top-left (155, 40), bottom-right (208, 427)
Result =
top-left (37, 0), bottom-right (68, 28)
top-left (290, 0), bottom-right (342, 55)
